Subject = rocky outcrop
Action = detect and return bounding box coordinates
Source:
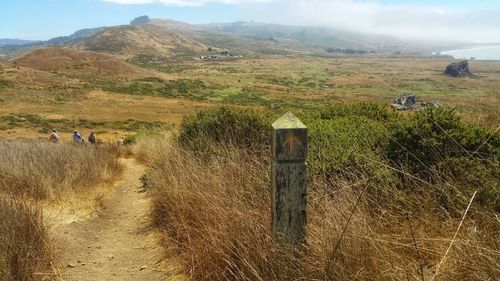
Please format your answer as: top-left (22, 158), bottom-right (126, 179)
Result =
top-left (131, 16), bottom-right (151, 25)
top-left (392, 94), bottom-right (418, 110)
top-left (445, 60), bottom-right (473, 77)
top-left (392, 94), bottom-right (441, 111)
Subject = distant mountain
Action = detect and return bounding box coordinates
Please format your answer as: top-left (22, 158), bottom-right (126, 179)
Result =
top-left (195, 21), bottom-right (401, 52)
top-left (0, 27), bottom-right (107, 59)
top-left (0, 38), bottom-right (40, 47)
top-left (47, 27), bottom-right (106, 45)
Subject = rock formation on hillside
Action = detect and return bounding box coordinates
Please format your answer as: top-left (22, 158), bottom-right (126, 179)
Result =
top-left (445, 60), bottom-right (473, 77)
top-left (392, 94), bottom-right (441, 111)
top-left (131, 16), bottom-right (151, 25)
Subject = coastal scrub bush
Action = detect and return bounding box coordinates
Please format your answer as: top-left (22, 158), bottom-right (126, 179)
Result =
top-left (307, 115), bottom-right (393, 185)
top-left (387, 107), bottom-right (499, 175)
top-left (178, 107), bottom-right (272, 154)
top-left (320, 101), bottom-right (394, 122)
top-left (386, 107), bottom-right (500, 210)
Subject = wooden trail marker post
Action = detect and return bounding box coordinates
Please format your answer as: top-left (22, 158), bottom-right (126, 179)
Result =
top-left (271, 112), bottom-right (308, 244)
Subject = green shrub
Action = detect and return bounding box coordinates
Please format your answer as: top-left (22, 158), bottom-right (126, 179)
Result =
top-left (177, 104), bottom-right (499, 210)
top-left (178, 107), bottom-right (272, 153)
top-left (385, 107), bottom-right (500, 210)
top-left (123, 134), bottom-right (137, 145)
top-left (320, 101), bottom-right (394, 122)
top-left (161, 79), bottom-right (207, 97)
top-left (436, 157), bottom-right (500, 211)
top-left (103, 80), bottom-right (156, 96)
top-left (307, 115), bottom-right (395, 186)
top-left (386, 107), bottom-right (499, 178)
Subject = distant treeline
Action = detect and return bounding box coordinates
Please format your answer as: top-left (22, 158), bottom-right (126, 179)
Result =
top-left (326, 48), bottom-right (375, 54)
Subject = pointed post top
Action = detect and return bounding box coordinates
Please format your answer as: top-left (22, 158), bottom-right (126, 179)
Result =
top-left (272, 112), bottom-right (306, 129)
top-left (271, 112), bottom-right (307, 161)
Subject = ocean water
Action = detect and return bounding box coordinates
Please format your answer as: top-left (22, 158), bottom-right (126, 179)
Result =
top-left (440, 45), bottom-right (500, 61)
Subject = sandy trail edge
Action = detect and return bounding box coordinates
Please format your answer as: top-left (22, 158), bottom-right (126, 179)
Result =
top-left (51, 157), bottom-right (184, 281)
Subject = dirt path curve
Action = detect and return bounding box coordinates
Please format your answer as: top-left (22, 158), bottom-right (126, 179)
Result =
top-left (53, 158), bottom-right (176, 281)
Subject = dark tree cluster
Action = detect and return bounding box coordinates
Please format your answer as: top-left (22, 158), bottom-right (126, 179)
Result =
top-left (326, 48), bottom-right (374, 54)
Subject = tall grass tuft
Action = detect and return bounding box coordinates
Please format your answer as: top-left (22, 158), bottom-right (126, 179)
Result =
top-left (0, 198), bottom-right (55, 281)
top-left (0, 141), bottom-right (123, 200)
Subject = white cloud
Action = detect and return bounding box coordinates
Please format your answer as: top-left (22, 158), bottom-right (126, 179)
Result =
top-left (284, 0), bottom-right (500, 43)
top-left (100, 0), bottom-right (271, 7)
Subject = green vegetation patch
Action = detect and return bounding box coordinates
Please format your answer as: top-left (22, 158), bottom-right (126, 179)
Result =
top-left (100, 77), bottom-right (283, 107)
top-left (0, 79), bottom-right (13, 88)
top-left (178, 107), bottom-right (273, 154)
top-left (101, 78), bottom-right (213, 99)
top-left (256, 74), bottom-right (329, 90)
top-left (0, 113), bottom-right (172, 133)
top-left (177, 103), bottom-right (500, 210)
top-left (127, 55), bottom-right (196, 73)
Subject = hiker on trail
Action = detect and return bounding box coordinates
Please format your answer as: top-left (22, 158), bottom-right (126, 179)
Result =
top-left (72, 130), bottom-right (85, 144)
top-left (48, 129), bottom-right (59, 143)
top-left (88, 131), bottom-right (96, 144)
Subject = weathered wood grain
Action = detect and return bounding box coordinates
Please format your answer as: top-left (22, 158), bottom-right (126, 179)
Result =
top-left (271, 112), bottom-right (308, 243)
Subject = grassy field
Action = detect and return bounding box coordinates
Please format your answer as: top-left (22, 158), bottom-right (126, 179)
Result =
top-left (1, 54), bottom-right (499, 141)
top-left (123, 55), bottom-right (500, 113)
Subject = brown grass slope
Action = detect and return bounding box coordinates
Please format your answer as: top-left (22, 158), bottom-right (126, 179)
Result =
top-left (76, 24), bottom-right (206, 58)
top-left (9, 47), bottom-right (150, 78)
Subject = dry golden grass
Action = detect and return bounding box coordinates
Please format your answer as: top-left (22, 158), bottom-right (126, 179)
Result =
top-left (146, 143), bottom-right (499, 281)
top-left (0, 140), bottom-right (125, 280)
top-left (0, 198), bottom-right (56, 281)
top-left (0, 141), bottom-right (123, 200)
top-left (131, 134), bottom-right (172, 166)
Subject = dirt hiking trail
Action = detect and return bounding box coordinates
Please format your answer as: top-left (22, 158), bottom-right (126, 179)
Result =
top-left (53, 158), bottom-right (184, 281)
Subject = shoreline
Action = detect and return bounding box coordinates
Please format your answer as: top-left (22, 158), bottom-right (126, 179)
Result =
top-left (440, 45), bottom-right (500, 61)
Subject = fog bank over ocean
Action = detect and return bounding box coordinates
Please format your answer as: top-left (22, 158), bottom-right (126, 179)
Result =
top-left (441, 46), bottom-right (500, 61)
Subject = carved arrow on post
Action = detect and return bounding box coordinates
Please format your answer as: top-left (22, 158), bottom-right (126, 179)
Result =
top-left (284, 135), bottom-right (302, 157)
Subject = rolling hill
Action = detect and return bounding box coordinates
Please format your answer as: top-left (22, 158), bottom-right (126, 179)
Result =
top-left (75, 24), bottom-right (206, 58)
top-left (10, 47), bottom-right (151, 78)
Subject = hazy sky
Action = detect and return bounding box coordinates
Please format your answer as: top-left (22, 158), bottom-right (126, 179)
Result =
top-left (1, 0), bottom-right (499, 43)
